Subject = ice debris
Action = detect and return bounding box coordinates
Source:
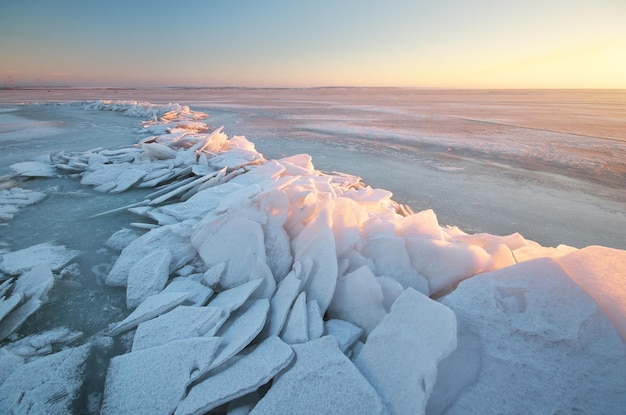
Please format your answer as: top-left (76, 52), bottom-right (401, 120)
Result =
top-left (4, 100), bottom-right (625, 414)
top-left (0, 344), bottom-right (90, 414)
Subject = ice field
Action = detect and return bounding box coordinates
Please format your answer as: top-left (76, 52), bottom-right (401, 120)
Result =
top-left (0, 89), bottom-right (625, 414)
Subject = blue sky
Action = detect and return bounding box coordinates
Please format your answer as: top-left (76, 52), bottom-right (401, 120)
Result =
top-left (1, 0), bottom-right (625, 88)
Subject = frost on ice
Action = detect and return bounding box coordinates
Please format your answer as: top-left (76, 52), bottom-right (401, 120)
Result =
top-left (1, 100), bottom-right (625, 414)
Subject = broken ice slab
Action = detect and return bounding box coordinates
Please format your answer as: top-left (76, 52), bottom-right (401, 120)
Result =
top-left (131, 306), bottom-right (225, 351)
top-left (106, 223), bottom-right (197, 287)
top-left (280, 291), bottom-right (308, 345)
top-left (175, 336), bottom-right (294, 415)
top-left (101, 337), bottom-right (221, 415)
top-left (208, 278), bottom-right (263, 314)
top-left (354, 288), bottom-right (457, 415)
top-left (105, 228), bottom-right (141, 252)
top-left (192, 215), bottom-right (268, 291)
top-left (209, 299), bottom-right (270, 372)
top-left (4, 327), bottom-right (82, 359)
top-left (250, 336), bottom-right (386, 415)
top-left (0, 344), bottom-right (90, 414)
top-left (162, 276), bottom-right (213, 307)
top-left (0, 187), bottom-right (48, 222)
top-left (292, 215), bottom-right (338, 316)
top-left (10, 161), bottom-right (57, 177)
top-left (327, 265), bottom-right (387, 336)
top-left (0, 293), bottom-right (22, 323)
top-left (12, 262), bottom-right (54, 301)
top-left (323, 319), bottom-right (363, 354)
top-left (0, 242), bottom-right (80, 275)
top-left (108, 291), bottom-right (190, 336)
top-left (126, 249), bottom-right (172, 309)
top-left (0, 298), bottom-right (42, 342)
top-left (265, 271), bottom-right (302, 337)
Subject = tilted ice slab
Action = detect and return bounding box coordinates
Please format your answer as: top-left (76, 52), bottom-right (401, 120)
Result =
top-left (556, 245), bottom-right (626, 342)
top-left (108, 291), bottom-right (190, 336)
top-left (102, 337), bottom-right (221, 415)
top-left (0, 263), bottom-right (56, 341)
top-left (176, 336), bottom-right (294, 415)
top-left (106, 223), bottom-right (196, 287)
top-left (251, 336), bottom-right (386, 415)
top-left (354, 288), bottom-right (457, 414)
top-left (0, 242), bottom-right (79, 275)
top-left (131, 305), bottom-right (225, 351)
top-left (0, 187), bottom-right (47, 223)
top-left (0, 344), bottom-right (90, 414)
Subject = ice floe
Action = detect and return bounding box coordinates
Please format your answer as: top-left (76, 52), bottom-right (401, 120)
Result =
top-left (0, 250), bottom-right (79, 341)
top-left (0, 344), bottom-right (90, 414)
top-left (1, 99), bottom-right (625, 414)
top-left (0, 187), bottom-right (47, 222)
top-left (251, 336), bottom-right (386, 415)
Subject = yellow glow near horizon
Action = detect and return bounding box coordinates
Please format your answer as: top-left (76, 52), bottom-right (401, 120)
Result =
top-left (1, 1), bottom-right (625, 89)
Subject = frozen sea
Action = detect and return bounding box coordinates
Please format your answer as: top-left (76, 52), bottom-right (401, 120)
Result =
top-left (2, 88), bottom-right (625, 250)
top-left (0, 88), bottom-right (625, 414)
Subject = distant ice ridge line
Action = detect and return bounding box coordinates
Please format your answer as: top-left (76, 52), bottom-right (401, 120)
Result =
top-left (2, 99), bottom-right (626, 414)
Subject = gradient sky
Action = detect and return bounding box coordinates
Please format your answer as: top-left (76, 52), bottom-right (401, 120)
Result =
top-left (1, 0), bottom-right (625, 88)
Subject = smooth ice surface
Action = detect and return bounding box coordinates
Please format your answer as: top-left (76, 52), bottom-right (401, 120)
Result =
top-left (251, 336), bottom-right (386, 415)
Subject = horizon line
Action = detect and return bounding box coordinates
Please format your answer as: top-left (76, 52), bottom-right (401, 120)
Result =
top-left (2, 85), bottom-right (626, 92)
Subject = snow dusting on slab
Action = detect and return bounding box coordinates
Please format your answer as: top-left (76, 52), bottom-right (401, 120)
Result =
top-left (1, 99), bottom-right (625, 414)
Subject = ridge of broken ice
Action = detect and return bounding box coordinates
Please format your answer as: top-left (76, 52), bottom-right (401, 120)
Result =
top-left (2, 99), bottom-right (625, 414)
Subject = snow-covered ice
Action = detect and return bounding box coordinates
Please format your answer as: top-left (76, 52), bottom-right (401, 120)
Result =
top-left (430, 255), bottom-right (626, 414)
top-left (0, 344), bottom-right (90, 414)
top-left (0, 242), bottom-right (79, 275)
top-left (1, 91), bottom-right (625, 414)
top-left (354, 288), bottom-right (457, 414)
top-left (251, 336), bottom-right (386, 415)
top-left (101, 337), bottom-right (221, 415)
top-left (177, 336), bottom-right (294, 415)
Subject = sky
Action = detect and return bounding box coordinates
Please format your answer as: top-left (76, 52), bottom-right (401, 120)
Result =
top-left (1, 0), bottom-right (625, 89)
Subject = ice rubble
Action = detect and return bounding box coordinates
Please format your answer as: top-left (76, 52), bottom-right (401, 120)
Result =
top-left (0, 244), bottom-right (80, 342)
top-left (1, 100), bottom-right (625, 414)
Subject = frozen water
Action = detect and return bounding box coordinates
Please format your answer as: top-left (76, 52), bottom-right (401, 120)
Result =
top-left (0, 242), bottom-right (80, 275)
top-left (101, 337), bottom-right (221, 415)
top-left (131, 306), bottom-right (224, 351)
top-left (0, 344), bottom-right (90, 414)
top-left (251, 336), bottom-right (386, 415)
top-left (1, 89), bottom-right (625, 414)
top-left (433, 257), bottom-right (626, 414)
top-left (354, 288), bottom-right (457, 414)
top-left (177, 336), bottom-right (294, 415)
